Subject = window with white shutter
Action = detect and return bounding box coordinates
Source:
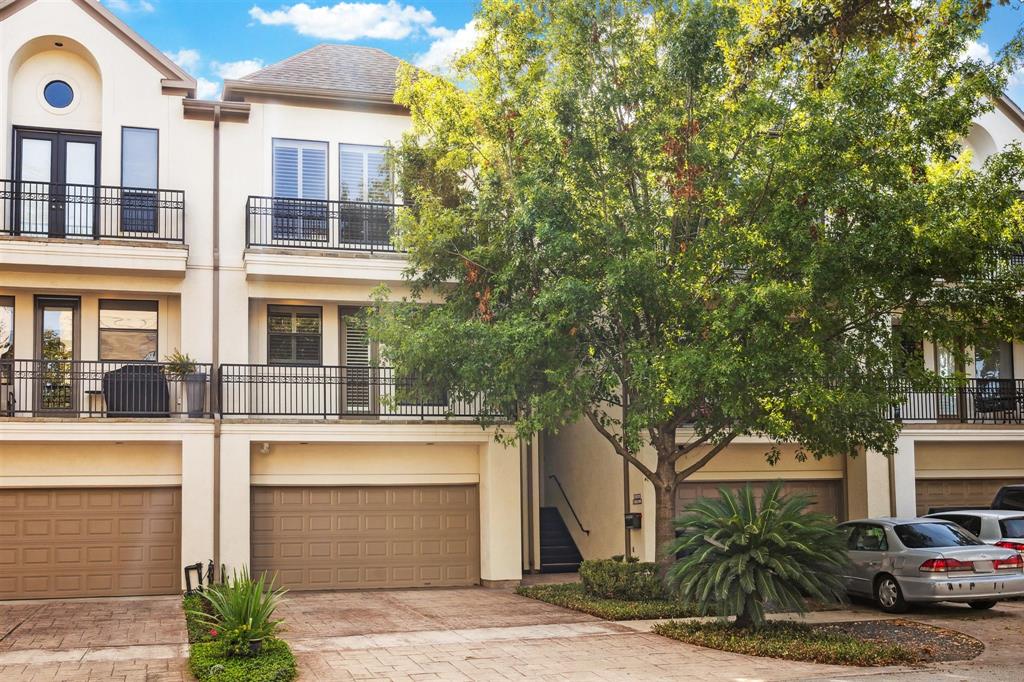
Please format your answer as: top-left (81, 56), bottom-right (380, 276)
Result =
top-left (340, 308), bottom-right (374, 413)
top-left (339, 144), bottom-right (393, 246)
top-left (271, 139), bottom-right (328, 241)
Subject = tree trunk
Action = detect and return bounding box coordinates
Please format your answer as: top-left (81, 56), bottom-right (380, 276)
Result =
top-left (653, 480), bottom-right (677, 568)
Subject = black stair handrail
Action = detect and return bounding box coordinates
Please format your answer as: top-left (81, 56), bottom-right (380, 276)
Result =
top-left (548, 475), bottom-right (590, 535)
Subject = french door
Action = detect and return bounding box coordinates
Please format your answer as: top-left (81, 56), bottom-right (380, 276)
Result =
top-left (14, 128), bottom-right (100, 238)
top-left (34, 296), bottom-right (80, 413)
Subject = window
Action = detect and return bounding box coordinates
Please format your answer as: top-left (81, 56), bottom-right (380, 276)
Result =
top-left (99, 300), bottom-right (158, 361)
top-left (999, 517), bottom-right (1024, 537)
top-left (272, 139), bottom-right (328, 241)
top-left (339, 144), bottom-right (389, 202)
top-left (0, 296), bottom-right (13, 385)
top-left (849, 525), bottom-right (888, 551)
top-left (268, 306), bottom-right (321, 365)
top-left (933, 514), bottom-right (982, 537)
top-left (894, 522), bottom-right (982, 548)
top-left (43, 80), bottom-right (74, 108)
top-left (339, 144), bottom-right (393, 245)
top-left (121, 128), bottom-right (159, 233)
top-left (976, 341), bottom-right (1013, 380)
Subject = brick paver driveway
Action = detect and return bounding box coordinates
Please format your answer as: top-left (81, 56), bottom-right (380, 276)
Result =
top-left (0, 596), bottom-right (188, 681)
top-left (280, 587), bottom-right (857, 681)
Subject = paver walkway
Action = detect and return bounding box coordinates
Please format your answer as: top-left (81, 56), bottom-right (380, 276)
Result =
top-left (0, 596), bottom-right (188, 681)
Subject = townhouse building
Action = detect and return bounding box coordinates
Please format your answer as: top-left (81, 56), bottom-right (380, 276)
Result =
top-left (1, 0), bottom-right (1021, 599)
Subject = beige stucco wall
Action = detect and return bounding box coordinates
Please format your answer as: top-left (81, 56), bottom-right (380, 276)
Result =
top-left (916, 440), bottom-right (1024, 478)
top-left (0, 440), bottom-right (181, 485)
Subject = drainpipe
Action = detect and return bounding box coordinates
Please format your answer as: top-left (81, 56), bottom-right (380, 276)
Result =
top-left (211, 104), bottom-right (222, 576)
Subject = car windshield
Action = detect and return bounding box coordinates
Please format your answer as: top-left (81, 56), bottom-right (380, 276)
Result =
top-left (999, 518), bottom-right (1024, 538)
top-left (894, 523), bottom-right (982, 548)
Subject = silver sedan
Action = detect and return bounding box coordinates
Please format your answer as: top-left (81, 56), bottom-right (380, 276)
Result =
top-left (837, 518), bottom-right (1024, 613)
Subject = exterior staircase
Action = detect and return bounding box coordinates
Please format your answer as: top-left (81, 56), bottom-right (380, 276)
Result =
top-left (539, 506), bottom-right (583, 573)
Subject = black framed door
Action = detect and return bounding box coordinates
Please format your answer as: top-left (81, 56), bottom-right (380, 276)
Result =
top-left (13, 128), bottom-right (100, 238)
top-left (34, 296), bottom-right (80, 413)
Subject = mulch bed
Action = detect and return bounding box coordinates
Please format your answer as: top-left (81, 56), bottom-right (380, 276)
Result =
top-left (818, 619), bottom-right (984, 663)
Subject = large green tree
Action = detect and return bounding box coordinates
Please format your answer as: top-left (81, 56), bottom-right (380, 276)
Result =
top-left (371, 0), bottom-right (1024, 557)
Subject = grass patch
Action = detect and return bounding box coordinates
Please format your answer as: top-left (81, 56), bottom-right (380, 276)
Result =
top-left (652, 621), bottom-right (918, 667)
top-left (516, 582), bottom-right (700, 620)
top-left (188, 638), bottom-right (296, 682)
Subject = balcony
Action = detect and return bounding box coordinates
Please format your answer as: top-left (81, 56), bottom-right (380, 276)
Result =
top-left (246, 195), bottom-right (400, 252)
top-left (0, 180), bottom-right (188, 275)
top-left (1, 359), bottom-right (212, 418)
top-left (218, 364), bottom-right (493, 420)
top-left (890, 378), bottom-right (1024, 424)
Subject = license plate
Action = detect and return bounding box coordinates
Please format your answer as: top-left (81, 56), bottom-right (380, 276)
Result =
top-left (974, 561), bottom-right (994, 573)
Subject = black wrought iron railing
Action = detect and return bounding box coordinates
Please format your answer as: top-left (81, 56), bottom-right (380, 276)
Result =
top-left (246, 195), bottom-right (400, 252)
top-left (0, 179), bottom-right (185, 241)
top-left (1, 359), bottom-right (212, 417)
top-left (218, 364), bottom-right (490, 418)
top-left (889, 378), bottom-right (1024, 424)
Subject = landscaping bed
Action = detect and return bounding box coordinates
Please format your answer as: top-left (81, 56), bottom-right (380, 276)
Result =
top-left (652, 619), bottom-right (982, 667)
top-left (182, 593), bottom-right (296, 682)
top-left (516, 582), bottom-right (700, 620)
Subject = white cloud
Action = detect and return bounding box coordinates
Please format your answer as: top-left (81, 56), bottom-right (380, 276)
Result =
top-left (415, 20), bottom-right (479, 76)
top-left (249, 1), bottom-right (435, 41)
top-left (196, 78), bottom-right (220, 100)
top-left (105, 0), bottom-right (155, 13)
top-left (165, 48), bottom-right (201, 72)
top-left (212, 59), bottom-right (265, 80)
top-left (965, 39), bottom-right (993, 64)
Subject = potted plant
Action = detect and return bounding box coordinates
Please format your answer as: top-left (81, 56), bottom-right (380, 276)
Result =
top-left (164, 349), bottom-right (206, 417)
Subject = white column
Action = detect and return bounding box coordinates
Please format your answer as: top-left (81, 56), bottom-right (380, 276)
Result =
top-left (479, 438), bottom-right (523, 585)
top-left (892, 436), bottom-right (917, 517)
top-left (219, 432), bottom-right (251, 575)
top-left (847, 447), bottom-right (893, 519)
top-left (180, 431), bottom-right (215, 584)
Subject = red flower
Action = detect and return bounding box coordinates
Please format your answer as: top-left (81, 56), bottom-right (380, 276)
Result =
top-left (209, 629), bottom-right (218, 637)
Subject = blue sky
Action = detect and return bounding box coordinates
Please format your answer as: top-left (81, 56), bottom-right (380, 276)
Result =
top-left (103, 0), bottom-right (1024, 102)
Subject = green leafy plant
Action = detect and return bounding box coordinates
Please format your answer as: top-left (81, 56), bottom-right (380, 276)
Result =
top-left (188, 637), bottom-right (296, 682)
top-left (187, 568), bottom-right (287, 657)
top-left (579, 558), bottom-right (665, 600)
top-left (517, 582), bottom-right (698, 620)
top-left (665, 482), bottom-right (847, 629)
top-left (163, 349), bottom-right (199, 378)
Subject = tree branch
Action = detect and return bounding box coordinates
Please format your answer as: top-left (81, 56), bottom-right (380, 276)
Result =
top-left (585, 408), bottom-right (659, 482)
top-left (668, 424), bottom-right (726, 465)
top-left (674, 431), bottom-right (739, 483)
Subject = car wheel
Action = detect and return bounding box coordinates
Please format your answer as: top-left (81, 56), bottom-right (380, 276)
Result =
top-left (968, 600), bottom-right (997, 610)
top-left (875, 575), bottom-right (909, 614)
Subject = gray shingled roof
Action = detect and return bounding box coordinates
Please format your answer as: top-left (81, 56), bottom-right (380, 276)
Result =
top-left (238, 44), bottom-right (404, 97)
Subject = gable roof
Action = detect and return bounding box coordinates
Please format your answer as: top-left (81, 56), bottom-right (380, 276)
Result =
top-left (222, 43), bottom-right (405, 105)
top-left (0, 0), bottom-right (195, 95)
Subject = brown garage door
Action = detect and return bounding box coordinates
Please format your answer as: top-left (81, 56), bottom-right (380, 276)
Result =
top-left (676, 479), bottom-right (843, 519)
top-left (915, 478), bottom-right (1024, 516)
top-left (0, 487), bottom-right (181, 599)
top-left (251, 485), bottom-right (480, 590)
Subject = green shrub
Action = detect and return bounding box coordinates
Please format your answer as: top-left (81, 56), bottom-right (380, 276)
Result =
top-left (652, 621), bottom-right (917, 667)
top-left (183, 593), bottom-right (216, 643)
top-left (666, 482), bottom-right (848, 629)
top-left (189, 637), bottom-right (296, 682)
top-left (579, 557), bottom-right (665, 600)
top-left (187, 568), bottom-right (287, 657)
top-left (516, 582), bottom-right (698, 619)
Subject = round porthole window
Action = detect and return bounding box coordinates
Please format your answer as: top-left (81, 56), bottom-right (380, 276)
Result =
top-left (43, 80), bottom-right (74, 109)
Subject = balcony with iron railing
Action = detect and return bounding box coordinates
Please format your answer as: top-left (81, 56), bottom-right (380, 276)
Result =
top-left (0, 179), bottom-right (188, 275)
top-left (1, 359), bottom-right (212, 418)
top-left (218, 363), bottom-right (494, 420)
top-left (246, 195), bottom-right (401, 253)
top-left (888, 378), bottom-right (1024, 424)
top-left (1, 179), bottom-right (185, 242)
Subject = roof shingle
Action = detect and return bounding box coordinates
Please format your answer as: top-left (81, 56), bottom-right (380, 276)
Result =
top-left (234, 43), bottom-right (404, 99)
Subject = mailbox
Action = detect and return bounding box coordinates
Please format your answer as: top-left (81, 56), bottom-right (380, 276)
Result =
top-left (625, 512), bottom-right (642, 529)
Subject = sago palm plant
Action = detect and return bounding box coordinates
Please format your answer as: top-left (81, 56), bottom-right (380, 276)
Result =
top-left (665, 482), bottom-right (848, 629)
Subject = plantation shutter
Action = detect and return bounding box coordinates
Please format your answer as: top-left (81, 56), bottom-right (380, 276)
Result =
top-left (273, 140), bottom-right (326, 199)
top-left (268, 306), bottom-right (321, 365)
top-left (339, 144), bottom-right (389, 202)
top-left (341, 309), bottom-right (372, 412)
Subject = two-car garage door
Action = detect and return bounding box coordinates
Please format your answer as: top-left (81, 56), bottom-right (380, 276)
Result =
top-left (0, 487), bottom-right (181, 600)
top-left (251, 485), bottom-right (480, 590)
